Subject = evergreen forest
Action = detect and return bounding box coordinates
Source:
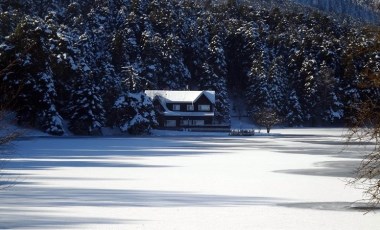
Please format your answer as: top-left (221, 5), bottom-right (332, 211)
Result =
top-left (0, 0), bottom-right (379, 135)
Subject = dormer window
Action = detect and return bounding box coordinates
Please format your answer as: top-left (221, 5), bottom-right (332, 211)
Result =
top-left (198, 105), bottom-right (210, 111)
top-left (187, 105), bottom-right (194, 111)
top-left (173, 104), bottom-right (180, 111)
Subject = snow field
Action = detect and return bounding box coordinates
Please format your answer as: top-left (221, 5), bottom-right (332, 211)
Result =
top-left (0, 128), bottom-right (379, 229)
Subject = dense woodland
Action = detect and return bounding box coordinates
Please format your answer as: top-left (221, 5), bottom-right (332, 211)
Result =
top-left (294, 0), bottom-right (380, 23)
top-left (0, 0), bottom-right (379, 135)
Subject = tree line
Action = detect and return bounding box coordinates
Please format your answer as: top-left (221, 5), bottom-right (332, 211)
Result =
top-left (0, 0), bottom-right (379, 135)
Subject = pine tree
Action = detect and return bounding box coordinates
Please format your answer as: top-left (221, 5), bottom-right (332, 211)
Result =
top-left (246, 48), bottom-right (271, 115)
top-left (199, 63), bottom-right (230, 124)
top-left (184, 13), bottom-right (211, 88)
top-left (201, 34), bottom-right (231, 124)
top-left (284, 89), bottom-right (304, 126)
top-left (68, 73), bottom-right (105, 135)
top-left (148, 0), bottom-right (178, 35)
top-left (34, 70), bottom-right (64, 136)
top-left (299, 56), bottom-right (319, 124)
top-left (0, 15), bottom-right (64, 134)
top-left (318, 61), bottom-right (344, 122)
top-left (140, 30), bottom-right (164, 89)
top-left (161, 34), bottom-right (191, 90)
top-left (122, 64), bottom-right (144, 92)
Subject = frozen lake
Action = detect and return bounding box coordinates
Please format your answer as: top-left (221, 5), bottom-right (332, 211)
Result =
top-left (0, 128), bottom-right (379, 229)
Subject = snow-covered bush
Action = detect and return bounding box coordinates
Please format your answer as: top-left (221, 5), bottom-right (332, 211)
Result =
top-left (113, 92), bottom-right (157, 135)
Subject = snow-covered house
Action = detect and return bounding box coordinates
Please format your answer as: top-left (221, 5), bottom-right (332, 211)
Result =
top-left (145, 90), bottom-right (215, 128)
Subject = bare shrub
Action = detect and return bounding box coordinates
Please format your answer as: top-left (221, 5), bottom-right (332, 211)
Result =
top-left (347, 100), bottom-right (380, 211)
top-left (252, 108), bottom-right (282, 133)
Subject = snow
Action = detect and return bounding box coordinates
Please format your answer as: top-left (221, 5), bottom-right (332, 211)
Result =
top-left (0, 43), bottom-right (14, 51)
top-left (145, 90), bottom-right (216, 104)
top-left (0, 128), bottom-right (379, 229)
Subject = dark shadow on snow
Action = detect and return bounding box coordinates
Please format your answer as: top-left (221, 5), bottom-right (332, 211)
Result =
top-left (278, 201), bottom-right (380, 213)
top-left (267, 135), bottom-right (369, 178)
top-left (0, 207), bottom-right (129, 229)
top-left (0, 185), bottom-right (283, 229)
top-left (0, 186), bottom-right (283, 208)
top-left (2, 137), bottom-right (226, 170)
top-left (275, 160), bottom-right (360, 178)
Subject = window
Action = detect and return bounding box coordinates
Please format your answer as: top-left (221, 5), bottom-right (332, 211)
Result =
top-left (192, 120), bottom-right (205, 126)
top-left (180, 119), bottom-right (190, 126)
top-left (165, 120), bottom-right (176, 127)
top-left (198, 104), bottom-right (210, 111)
top-left (187, 105), bottom-right (194, 111)
top-left (180, 119), bottom-right (204, 126)
top-left (173, 104), bottom-right (180, 111)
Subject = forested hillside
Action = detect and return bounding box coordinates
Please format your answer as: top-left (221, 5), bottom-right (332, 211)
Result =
top-left (0, 0), bottom-right (379, 135)
top-left (293, 0), bottom-right (380, 23)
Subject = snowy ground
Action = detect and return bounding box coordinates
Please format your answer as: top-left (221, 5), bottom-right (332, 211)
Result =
top-left (0, 128), bottom-right (379, 229)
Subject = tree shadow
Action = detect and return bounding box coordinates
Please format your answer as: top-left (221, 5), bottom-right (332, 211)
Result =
top-left (269, 137), bottom-right (370, 160)
top-left (0, 185), bottom-right (283, 229)
top-left (1, 186), bottom-right (283, 208)
top-left (260, 134), bottom-right (371, 178)
top-left (0, 207), bottom-right (129, 229)
top-left (2, 137), bottom-right (228, 170)
top-left (278, 201), bottom-right (380, 213)
top-left (275, 160), bottom-right (360, 178)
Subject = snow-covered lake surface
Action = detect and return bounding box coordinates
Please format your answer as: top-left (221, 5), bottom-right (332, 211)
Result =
top-left (0, 128), bottom-right (379, 229)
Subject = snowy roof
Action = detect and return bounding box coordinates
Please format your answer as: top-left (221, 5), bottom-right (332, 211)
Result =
top-left (145, 90), bottom-right (215, 104)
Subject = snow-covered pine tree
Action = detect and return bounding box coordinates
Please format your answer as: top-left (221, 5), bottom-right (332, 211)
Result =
top-left (339, 29), bottom-right (371, 122)
top-left (318, 61), bottom-right (344, 123)
top-left (208, 35), bottom-right (227, 81)
top-left (148, 0), bottom-right (178, 35)
top-left (202, 34), bottom-right (231, 124)
top-left (198, 63), bottom-right (229, 124)
top-left (35, 70), bottom-right (64, 135)
top-left (68, 73), bottom-right (105, 135)
top-left (0, 15), bottom-right (64, 135)
top-left (141, 28), bottom-right (190, 90)
top-left (284, 89), bottom-right (304, 126)
top-left (245, 46), bottom-right (271, 114)
top-left (122, 64), bottom-right (144, 92)
top-left (224, 21), bottom-right (249, 92)
top-left (341, 51), bottom-right (362, 120)
top-left (140, 30), bottom-right (164, 89)
top-left (268, 55), bottom-right (287, 118)
top-left (100, 62), bottom-right (123, 127)
top-left (299, 55), bottom-right (319, 124)
top-left (111, 30), bottom-right (127, 72)
top-left (0, 9), bottom-right (23, 43)
top-left (161, 34), bottom-right (191, 89)
top-left (184, 12), bottom-right (211, 88)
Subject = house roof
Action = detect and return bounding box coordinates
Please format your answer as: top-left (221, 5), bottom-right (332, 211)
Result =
top-left (145, 90), bottom-right (215, 104)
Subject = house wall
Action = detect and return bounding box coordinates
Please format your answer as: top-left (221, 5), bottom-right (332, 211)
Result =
top-left (164, 116), bottom-right (214, 127)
